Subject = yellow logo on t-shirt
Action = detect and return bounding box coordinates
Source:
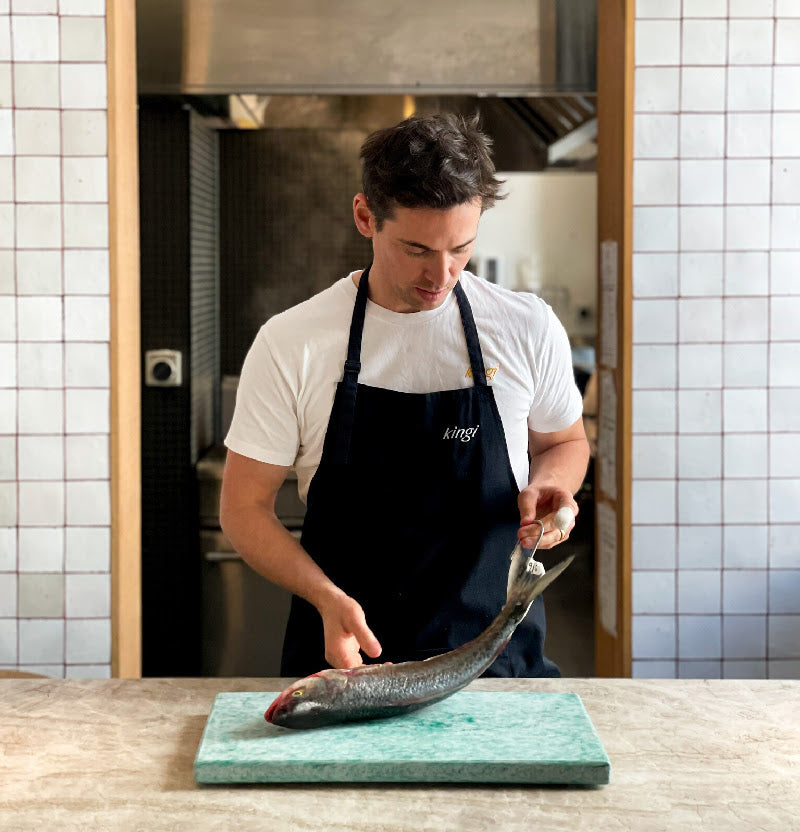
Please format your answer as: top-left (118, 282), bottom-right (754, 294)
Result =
top-left (465, 365), bottom-right (499, 381)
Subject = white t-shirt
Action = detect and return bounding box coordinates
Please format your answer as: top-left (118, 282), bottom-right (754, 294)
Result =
top-left (225, 270), bottom-right (582, 502)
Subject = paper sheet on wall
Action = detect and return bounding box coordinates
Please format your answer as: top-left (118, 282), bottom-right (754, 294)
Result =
top-left (600, 240), bottom-right (618, 369)
top-left (596, 501), bottom-right (618, 638)
top-left (598, 370), bottom-right (617, 500)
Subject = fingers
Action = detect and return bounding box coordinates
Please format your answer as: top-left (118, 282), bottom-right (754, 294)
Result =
top-left (518, 502), bottom-right (579, 549)
top-left (348, 608), bottom-right (383, 659)
top-left (325, 638), bottom-right (364, 670)
top-left (322, 595), bottom-right (382, 669)
top-left (517, 487), bottom-right (541, 527)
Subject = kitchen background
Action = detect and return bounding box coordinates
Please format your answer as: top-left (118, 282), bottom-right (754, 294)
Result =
top-left (137, 92), bottom-right (598, 677)
top-left (0, 0), bottom-right (798, 680)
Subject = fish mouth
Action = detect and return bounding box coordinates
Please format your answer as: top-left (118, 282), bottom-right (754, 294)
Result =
top-left (265, 695), bottom-right (282, 723)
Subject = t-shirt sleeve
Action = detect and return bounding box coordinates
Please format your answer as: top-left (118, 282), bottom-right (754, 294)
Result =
top-left (527, 305), bottom-right (583, 433)
top-left (224, 325), bottom-right (300, 466)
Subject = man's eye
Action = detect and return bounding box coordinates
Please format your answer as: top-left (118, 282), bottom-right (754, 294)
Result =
top-left (407, 248), bottom-right (427, 257)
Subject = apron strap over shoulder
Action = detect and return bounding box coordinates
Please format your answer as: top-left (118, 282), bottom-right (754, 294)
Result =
top-left (334, 268), bottom-right (487, 464)
top-left (453, 280), bottom-right (487, 387)
top-left (332, 266), bottom-right (370, 465)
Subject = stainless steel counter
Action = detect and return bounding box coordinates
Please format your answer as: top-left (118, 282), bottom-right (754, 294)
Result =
top-left (1, 677), bottom-right (798, 831)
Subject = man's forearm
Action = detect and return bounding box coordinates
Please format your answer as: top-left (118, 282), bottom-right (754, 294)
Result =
top-left (528, 436), bottom-right (590, 496)
top-left (220, 505), bottom-right (344, 611)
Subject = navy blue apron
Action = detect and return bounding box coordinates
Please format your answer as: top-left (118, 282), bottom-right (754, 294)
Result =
top-left (280, 266), bottom-right (559, 679)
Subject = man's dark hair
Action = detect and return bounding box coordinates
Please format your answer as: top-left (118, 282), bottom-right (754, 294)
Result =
top-left (360, 112), bottom-right (505, 230)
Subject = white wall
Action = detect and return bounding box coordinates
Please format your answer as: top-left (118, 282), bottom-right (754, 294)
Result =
top-left (631, 0), bottom-right (800, 679)
top-left (0, 0), bottom-right (112, 678)
top-left (473, 171), bottom-right (598, 340)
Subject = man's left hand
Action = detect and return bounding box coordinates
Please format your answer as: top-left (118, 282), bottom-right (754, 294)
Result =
top-left (517, 485), bottom-right (578, 550)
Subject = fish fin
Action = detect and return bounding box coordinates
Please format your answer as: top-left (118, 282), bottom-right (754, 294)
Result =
top-left (509, 554), bottom-right (575, 618)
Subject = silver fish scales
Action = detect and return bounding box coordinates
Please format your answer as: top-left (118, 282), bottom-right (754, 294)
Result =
top-left (265, 552), bottom-right (573, 729)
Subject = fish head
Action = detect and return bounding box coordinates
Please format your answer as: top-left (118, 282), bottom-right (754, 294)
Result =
top-left (265, 669), bottom-right (349, 729)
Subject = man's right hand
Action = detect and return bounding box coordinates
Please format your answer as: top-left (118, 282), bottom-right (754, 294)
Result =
top-left (317, 591), bottom-right (383, 669)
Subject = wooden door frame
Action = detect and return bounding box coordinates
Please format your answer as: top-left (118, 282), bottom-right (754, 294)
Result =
top-left (594, 0), bottom-right (634, 677)
top-left (107, 0), bottom-right (635, 678)
top-left (108, 0), bottom-right (142, 678)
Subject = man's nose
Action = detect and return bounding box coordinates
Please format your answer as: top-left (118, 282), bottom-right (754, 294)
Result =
top-left (426, 253), bottom-right (453, 286)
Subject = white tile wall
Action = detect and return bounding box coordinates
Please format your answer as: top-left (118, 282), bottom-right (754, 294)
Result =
top-left (678, 660), bottom-right (721, 679)
top-left (633, 5), bottom-right (800, 679)
top-left (0, 391), bottom-right (14, 434)
top-left (637, 0), bottom-right (681, 17)
top-left (681, 113), bottom-right (725, 157)
top-left (723, 616), bottom-right (767, 659)
top-left (680, 253), bottom-right (723, 296)
top-left (18, 434), bottom-right (63, 480)
top-left (0, 528), bottom-right (16, 571)
top-left (633, 571), bottom-right (676, 614)
top-left (60, 17), bottom-right (105, 63)
top-left (13, 63), bottom-right (59, 108)
top-left (683, 0), bottom-right (727, 16)
top-left (61, 110), bottom-right (106, 156)
top-left (12, 1), bottom-right (58, 12)
top-left (60, 0), bottom-right (105, 15)
top-left (678, 524), bottom-right (723, 569)
top-left (0, 157), bottom-right (11, 200)
top-left (769, 570), bottom-right (800, 613)
top-left (19, 618), bottom-right (63, 664)
top-left (16, 250), bottom-right (62, 294)
top-left (681, 68), bottom-right (726, 112)
top-left (723, 524), bottom-right (768, 569)
top-left (636, 20), bottom-right (681, 66)
top-left (770, 389), bottom-right (800, 431)
top-left (64, 249), bottom-right (108, 294)
top-left (633, 253), bottom-right (679, 297)
top-left (678, 615), bottom-right (721, 659)
top-left (18, 527), bottom-right (63, 572)
top-left (725, 251), bottom-right (769, 295)
top-left (679, 434), bottom-right (721, 479)
top-left (729, 19), bottom-right (774, 64)
top-left (17, 296), bottom-right (62, 341)
top-left (730, 0), bottom-right (774, 15)
top-left (633, 525), bottom-right (678, 570)
top-left (65, 618), bottom-right (110, 664)
top-left (2, 6), bottom-right (112, 678)
top-left (634, 114), bottom-right (678, 158)
top-left (65, 526), bottom-right (109, 572)
top-left (683, 19), bottom-right (727, 65)
top-left (772, 113), bottom-right (800, 155)
top-left (13, 108), bottom-right (59, 155)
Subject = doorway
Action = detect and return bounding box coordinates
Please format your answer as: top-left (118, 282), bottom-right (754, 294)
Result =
top-left (110, 0), bottom-right (634, 677)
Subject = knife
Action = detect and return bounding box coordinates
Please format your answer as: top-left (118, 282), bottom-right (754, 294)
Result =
top-left (506, 507), bottom-right (576, 599)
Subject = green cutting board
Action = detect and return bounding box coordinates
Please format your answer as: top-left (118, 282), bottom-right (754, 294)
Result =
top-left (194, 691), bottom-right (610, 785)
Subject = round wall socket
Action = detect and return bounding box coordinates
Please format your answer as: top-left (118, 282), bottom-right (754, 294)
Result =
top-left (144, 349), bottom-right (183, 387)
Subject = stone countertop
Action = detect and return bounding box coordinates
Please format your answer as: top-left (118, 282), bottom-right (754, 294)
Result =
top-left (0, 678), bottom-right (797, 831)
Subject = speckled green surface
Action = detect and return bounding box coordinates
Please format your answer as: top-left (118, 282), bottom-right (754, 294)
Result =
top-left (194, 691), bottom-right (610, 785)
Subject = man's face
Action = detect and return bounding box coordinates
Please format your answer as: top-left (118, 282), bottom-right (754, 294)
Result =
top-left (354, 197), bottom-right (482, 313)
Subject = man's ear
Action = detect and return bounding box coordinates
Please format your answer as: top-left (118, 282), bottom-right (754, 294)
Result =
top-left (353, 193), bottom-right (375, 238)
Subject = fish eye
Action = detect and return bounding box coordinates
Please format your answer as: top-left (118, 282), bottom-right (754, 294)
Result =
top-left (291, 689), bottom-right (304, 698)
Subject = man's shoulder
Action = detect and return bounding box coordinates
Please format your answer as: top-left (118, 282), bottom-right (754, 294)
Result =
top-left (262, 275), bottom-right (354, 342)
top-left (460, 271), bottom-right (551, 330)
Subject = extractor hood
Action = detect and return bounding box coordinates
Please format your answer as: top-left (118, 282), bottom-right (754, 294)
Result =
top-left (136, 0), bottom-right (596, 96)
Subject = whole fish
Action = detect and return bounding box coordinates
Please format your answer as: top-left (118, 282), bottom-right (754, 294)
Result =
top-left (265, 551), bottom-right (573, 729)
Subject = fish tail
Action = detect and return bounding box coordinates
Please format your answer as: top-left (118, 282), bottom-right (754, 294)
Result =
top-left (508, 554), bottom-right (575, 621)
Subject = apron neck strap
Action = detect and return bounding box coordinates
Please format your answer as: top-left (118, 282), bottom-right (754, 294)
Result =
top-left (343, 264), bottom-right (371, 383)
top-left (346, 267), bottom-right (487, 386)
top-left (453, 280), bottom-right (488, 387)
top-left (333, 267), bottom-right (487, 464)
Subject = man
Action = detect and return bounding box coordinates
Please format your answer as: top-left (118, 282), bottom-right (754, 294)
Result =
top-left (220, 112), bottom-right (589, 679)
